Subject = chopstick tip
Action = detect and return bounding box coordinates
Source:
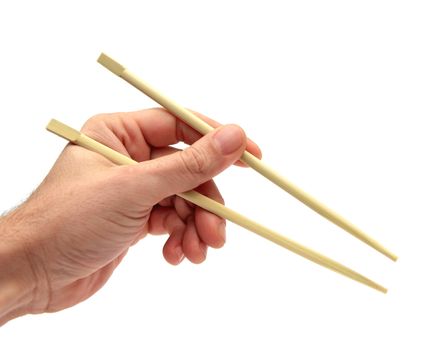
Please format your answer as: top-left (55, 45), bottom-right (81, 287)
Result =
top-left (371, 241), bottom-right (398, 262)
top-left (384, 250), bottom-right (398, 262)
top-left (367, 280), bottom-right (387, 294)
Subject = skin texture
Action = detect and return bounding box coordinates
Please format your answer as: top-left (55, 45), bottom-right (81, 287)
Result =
top-left (0, 108), bottom-right (261, 325)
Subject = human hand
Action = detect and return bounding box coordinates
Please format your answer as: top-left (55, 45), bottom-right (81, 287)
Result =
top-left (0, 108), bottom-right (261, 323)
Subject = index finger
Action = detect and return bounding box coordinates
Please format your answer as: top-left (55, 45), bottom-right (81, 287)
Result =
top-left (100, 108), bottom-right (262, 164)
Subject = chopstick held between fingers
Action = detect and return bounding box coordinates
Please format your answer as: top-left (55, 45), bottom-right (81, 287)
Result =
top-left (96, 53), bottom-right (397, 262)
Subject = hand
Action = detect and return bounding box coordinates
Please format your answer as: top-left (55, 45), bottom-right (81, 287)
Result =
top-left (0, 108), bottom-right (261, 324)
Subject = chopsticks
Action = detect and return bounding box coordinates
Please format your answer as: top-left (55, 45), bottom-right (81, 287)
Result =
top-left (46, 119), bottom-right (388, 293)
top-left (96, 53), bottom-right (397, 262)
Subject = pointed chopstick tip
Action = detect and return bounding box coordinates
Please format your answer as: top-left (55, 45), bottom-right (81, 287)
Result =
top-left (376, 285), bottom-right (388, 294)
top-left (364, 236), bottom-right (398, 262)
top-left (381, 249), bottom-right (398, 262)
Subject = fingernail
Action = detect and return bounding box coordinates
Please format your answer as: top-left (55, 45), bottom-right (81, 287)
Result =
top-left (176, 246), bottom-right (185, 264)
top-left (213, 125), bottom-right (244, 155)
top-left (178, 254), bottom-right (185, 264)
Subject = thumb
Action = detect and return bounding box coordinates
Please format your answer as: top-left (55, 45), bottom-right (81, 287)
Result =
top-left (138, 124), bottom-right (246, 204)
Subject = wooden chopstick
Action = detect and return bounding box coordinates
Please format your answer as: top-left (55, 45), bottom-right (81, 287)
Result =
top-left (46, 118), bottom-right (387, 293)
top-left (96, 53), bottom-right (397, 262)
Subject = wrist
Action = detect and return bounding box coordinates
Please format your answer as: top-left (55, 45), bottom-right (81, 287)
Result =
top-left (0, 208), bottom-right (49, 325)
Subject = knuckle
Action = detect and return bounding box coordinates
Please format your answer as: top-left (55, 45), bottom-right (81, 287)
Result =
top-left (180, 147), bottom-right (209, 175)
top-left (81, 118), bottom-right (107, 139)
top-left (81, 112), bottom-right (119, 134)
top-left (81, 114), bottom-right (104, 131)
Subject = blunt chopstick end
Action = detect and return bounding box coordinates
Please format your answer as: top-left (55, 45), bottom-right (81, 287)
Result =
top-left (97, 53), bottom-right (126, 77)
top-left (46, 119), bottom-right (80, 142)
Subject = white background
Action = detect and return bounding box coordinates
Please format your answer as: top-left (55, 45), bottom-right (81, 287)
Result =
top-left (1, 1), bottom-right (425, 348)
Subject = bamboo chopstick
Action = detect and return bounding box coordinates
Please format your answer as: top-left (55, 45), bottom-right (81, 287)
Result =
top-left (46, 118), bottom-right (387, 293)
top-left (96, 53), bottom-right (397, 262)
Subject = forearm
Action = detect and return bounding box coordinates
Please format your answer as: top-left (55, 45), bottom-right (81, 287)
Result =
top-left (0, 213), bottom-right (37, 326)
